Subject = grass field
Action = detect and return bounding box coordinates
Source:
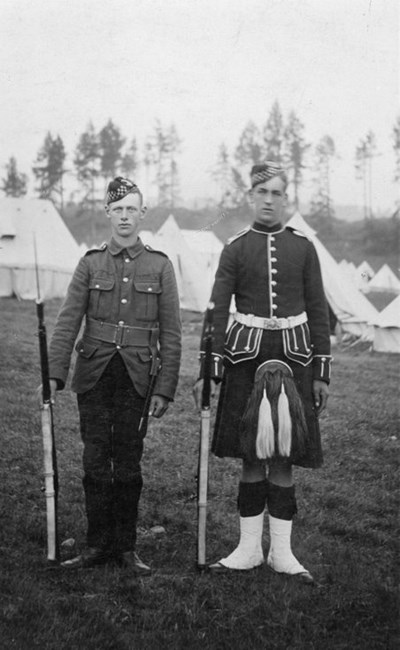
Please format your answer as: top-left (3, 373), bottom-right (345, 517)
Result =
top-left (0, 297), bottom-right (399, 650)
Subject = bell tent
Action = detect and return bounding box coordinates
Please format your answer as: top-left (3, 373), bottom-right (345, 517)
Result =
top-left (372, 295), bottom-right (400, 353)
top-left (286, 212), bottom-right (379, 340)
top-left (366, 263), bottom-right (400, 294)
top-left (0, 197), bottom-right (81, 300)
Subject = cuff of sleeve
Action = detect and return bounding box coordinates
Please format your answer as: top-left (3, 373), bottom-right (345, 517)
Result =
top-left (312, 355), bottom-right (333, 383)
top-left (199, 352), bottom-right (224, 381)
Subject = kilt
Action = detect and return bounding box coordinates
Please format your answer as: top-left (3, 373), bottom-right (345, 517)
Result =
top-left (211, 330), bottom-right (323, 468)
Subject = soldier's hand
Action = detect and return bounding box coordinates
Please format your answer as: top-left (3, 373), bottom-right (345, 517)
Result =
top-left (313, 380), bottom-right (329, 416)
top-left (149, 394), bottom-right (169, 419)
top-left (192, 378), bottom-right (217, 411)
top-left (36, 379), bottom-right (58, 406)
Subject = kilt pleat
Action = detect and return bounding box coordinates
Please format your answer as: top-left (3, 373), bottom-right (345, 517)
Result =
top-left (211, 330), bottom-right (323, 468)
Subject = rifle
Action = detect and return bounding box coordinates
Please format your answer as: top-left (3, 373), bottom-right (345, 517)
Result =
top-left (34, 235), bottom-right (60, 563)
top-left (197, 301), bottom-right (214, 570)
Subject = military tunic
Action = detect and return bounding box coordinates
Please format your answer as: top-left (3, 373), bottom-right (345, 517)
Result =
top-left (48, 236), bottom-right (181, 552)
top-left (202, 221), bottom-right (332, 468)
top-left (49, 236), bottom-right (181, 400)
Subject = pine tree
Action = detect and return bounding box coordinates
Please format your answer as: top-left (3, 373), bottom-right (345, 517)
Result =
top-left (283, 111), bottom-right (310, 209)
top-left (263, 101), bottom-right (284, 162)
top-left (32, 133), bottom-right (66, 210)
top-left (235, 121), bottom-right (263, 168)
top-left (150, 121), bottom-right (182, 207)
top-left (121, 137), bottom-right (139, 179)
top-left (143, 136), bottom-right (155, 201)
top-left (211, 143), bottom-right (233, 207)
top-left (355, 131), bottom-right (377, 219)
top-left (1, 156), bottom-right (28, 197)
top-left (166, 124), bottom-right (182, 208)
top-left (74, 122), bottom-right (100, 207)
top-left (310, 136), bottom-right (336, 223)
top-left (99, 119), bottom-right (125, 188)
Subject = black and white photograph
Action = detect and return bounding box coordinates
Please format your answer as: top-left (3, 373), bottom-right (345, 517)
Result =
top-left (0, 1), bottom-right (398, 648)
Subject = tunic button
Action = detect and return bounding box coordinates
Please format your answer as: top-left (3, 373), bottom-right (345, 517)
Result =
top-left (125, 258), bottom-right (130, 263)
top-left (121, 298), bottom-right (127, 304)
top-left (270, 246), bottom-right (276, 251)
top-left (95, 284), bottom-right (100, 289)
top-left (272, 304), bottom-right (278, 309)
top-left (147, 287), bottom-right (153, 292)
top-left (271, 257), bottom-right (277, 262)
top-left (271, 269), bottom-right (278, 274)
top-left (116, 345), bottom-right (121, 350)
top-left (270, 236), bottom-right (275, 241)
top-left (118, 320), bottom-right (124, 326)
top-left (123, 277), bottom-right (129, 283)
top-left (271, 280), bottom-right (277, 286)
top-left (272, 292), bottom-right (277, 297)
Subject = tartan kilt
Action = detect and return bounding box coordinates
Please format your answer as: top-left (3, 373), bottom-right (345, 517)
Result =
top-left (211, 330), bottom-right (323, 468)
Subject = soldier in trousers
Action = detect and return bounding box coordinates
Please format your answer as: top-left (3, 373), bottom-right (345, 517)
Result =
top-left (194, 162), bottom-right (331, 583)
top-left (48, 177), bottom-right (181, 574)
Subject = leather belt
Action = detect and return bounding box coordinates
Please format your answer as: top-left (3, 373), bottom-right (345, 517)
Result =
top-left (85, 317), bottom-right (159, 347)
top-left (234, 311), bottom-right (307, 330)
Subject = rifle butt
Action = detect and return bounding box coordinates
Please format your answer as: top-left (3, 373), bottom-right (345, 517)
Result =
top-left (197, 409), bottom-right (210, 569)
top-left (41, 404), bottom-right (59, 562)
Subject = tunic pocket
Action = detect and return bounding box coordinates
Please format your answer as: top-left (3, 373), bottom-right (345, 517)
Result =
top-left (88, 272), bottom-right (115, 318)
top-left (282, 323), bottom-right (312, 366)
top-left (75, 338), bottom-right (98, 359)
top-left (134, 279), bottom-right (162, 321)
top-left (224, 321), bottom-right (263, 364)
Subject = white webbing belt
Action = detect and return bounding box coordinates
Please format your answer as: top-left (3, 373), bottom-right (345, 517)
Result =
top-left (234, 311), bottom-right (307, 330)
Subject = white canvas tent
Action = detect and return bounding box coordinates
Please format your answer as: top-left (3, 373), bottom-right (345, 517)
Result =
top-left (287, 212), bottom-right (379, 340)
top-left (145, 215), bottom-right (211, 312)
top-left (139, 229), bottom-right (158, 249)
top-left (372, 295), bottom-right (400, 353)
top-left (366, 263), bottom-right (400, 294)
top-left (0, 198), bottom-right (81, 300)
top-left (181, 228), bottom-right (223, 297)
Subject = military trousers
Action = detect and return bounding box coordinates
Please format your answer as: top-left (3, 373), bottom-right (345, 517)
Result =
top-left (77, 353), bottom-right (147, 553)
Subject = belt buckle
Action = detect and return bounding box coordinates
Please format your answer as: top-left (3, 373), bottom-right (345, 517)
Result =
top-left (268, 318), bottom-right (279, 330)
top-left (114, 324), bottom-right (124, 346)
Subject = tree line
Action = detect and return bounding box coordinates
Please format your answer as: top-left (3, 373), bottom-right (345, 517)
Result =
top-left (1, 119), bottom-right (181, 213)
top-left (1, 102), bottom-right (399, 219)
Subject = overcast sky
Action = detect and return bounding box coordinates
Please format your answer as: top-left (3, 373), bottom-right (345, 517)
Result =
top-left (0, 0), bottom-right (398, 213)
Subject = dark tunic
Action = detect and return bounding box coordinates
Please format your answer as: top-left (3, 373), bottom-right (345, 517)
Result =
top-left (201, 221), bottom-right (332, 469)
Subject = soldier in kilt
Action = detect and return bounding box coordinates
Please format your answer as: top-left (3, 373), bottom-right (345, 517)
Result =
top-left (194, 162), bottom-right (331, 583)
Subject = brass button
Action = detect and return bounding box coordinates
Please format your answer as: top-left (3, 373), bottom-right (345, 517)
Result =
top-left (121, 298), bottom-right (127, 304)
top-left (147, 287), bottom-right (153, 292)
top-left (118, 320), bottom-right (124, 326)
top-left (116, 345), bottom-right (121, 350)
top-left (125, 258), bottom-right (130, 263)
top-left (123, 277), bottom-right (129, 283)
top-left (95, 284), bottom-right (100, 289)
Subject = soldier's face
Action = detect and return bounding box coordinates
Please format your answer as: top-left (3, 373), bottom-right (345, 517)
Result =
top-left (106, 193), bottom-right (146, 239)
top-left (250, 176), bottom-right (287, 226)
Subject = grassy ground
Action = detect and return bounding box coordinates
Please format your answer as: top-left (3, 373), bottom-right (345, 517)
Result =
top-left (0, 298), bottom-right (399, 650)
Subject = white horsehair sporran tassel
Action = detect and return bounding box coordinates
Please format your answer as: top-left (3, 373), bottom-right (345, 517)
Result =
top-left (277, 379), bottom-right (292, 456)
top-left (256, 386), bottom-right (275, 459)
